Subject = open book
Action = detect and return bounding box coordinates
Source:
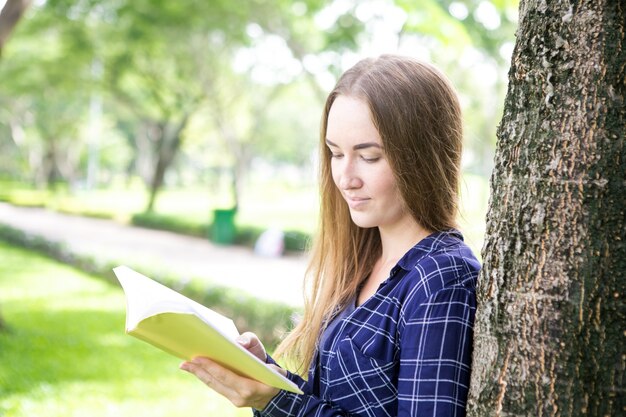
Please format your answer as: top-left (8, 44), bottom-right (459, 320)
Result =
top-left (113, 265), bottom-right (302, 394)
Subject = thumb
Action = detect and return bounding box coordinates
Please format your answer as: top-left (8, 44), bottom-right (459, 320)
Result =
top-left (236, 334), bottom-right (251, 347)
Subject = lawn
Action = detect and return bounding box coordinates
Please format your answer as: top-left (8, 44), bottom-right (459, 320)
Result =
top-left (0, 243), bottom-right (251, 417)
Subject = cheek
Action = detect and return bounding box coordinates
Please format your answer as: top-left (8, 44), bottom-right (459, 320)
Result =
top-left (371, 166), bottom-right (398, 195)
top-left (379, 182), bottom-right (401, 204)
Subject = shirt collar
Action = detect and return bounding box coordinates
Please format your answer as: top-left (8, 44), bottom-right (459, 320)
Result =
top-left (394, 229), bottom-right (464, 273)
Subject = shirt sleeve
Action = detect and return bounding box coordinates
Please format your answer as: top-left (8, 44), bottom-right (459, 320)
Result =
top-left (397, 284), bottom-right (476, 417)
top-left (253, 365), bottom-right (360, 417)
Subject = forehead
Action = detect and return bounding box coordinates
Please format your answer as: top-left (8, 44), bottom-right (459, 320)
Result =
top-left (326, 95), bottom-right (382, 146)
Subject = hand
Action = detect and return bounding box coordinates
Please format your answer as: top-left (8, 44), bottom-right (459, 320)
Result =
top-left (236, 331), bottom-right (266, 362)
top-left (180, 357), bottom-right (281, 409)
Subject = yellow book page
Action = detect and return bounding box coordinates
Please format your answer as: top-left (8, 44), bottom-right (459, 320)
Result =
top-left (129, 312), bottom-right (302, 394)
top-left (114, 266), bottom-right (303, 394)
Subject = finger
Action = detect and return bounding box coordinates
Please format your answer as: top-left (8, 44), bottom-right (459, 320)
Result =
top-left (183, 357), bottom-right (279, 409)
top-left (237, 332), bottom-right (262, 349)
top-left (236, 333), bottom-right (252, 348)
top-left (180, 359), bottom-right (241, 399)
top-left (268, 363), bottom-right (287, 377)
top-left (189, 357), bottom-right (260, 397)
top-left (237, 332), bottom-right (266, 361)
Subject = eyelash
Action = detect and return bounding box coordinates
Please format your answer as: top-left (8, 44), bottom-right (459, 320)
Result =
top-left (330, 153), bottom-right (380, 163)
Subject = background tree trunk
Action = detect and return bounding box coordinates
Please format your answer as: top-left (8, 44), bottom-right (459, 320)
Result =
top-left (468, 1), bottom-right (625, 416)
top-left (144, 114), bottom-right (190, 213)
top-left (0, 0), bottom-right (31, 56)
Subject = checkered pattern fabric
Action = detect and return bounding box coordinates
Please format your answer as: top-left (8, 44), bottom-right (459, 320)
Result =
top-left (255, 230), bottom-right (479, 417)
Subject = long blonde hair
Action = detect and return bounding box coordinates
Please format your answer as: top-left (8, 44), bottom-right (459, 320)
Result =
top-left (275, 55), bottom-right (463, 375)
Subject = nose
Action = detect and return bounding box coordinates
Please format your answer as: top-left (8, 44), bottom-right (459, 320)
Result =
top-left (335, 158), bottom-right (363, 190)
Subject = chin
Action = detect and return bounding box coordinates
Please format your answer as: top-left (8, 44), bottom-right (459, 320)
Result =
top-left (349, 214), bottom-right (378, 229)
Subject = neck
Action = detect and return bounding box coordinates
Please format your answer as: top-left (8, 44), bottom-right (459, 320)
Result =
top-left (378, 215), bottom-right (431, 264)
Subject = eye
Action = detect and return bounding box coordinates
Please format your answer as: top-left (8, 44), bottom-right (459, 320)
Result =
top-left (361, 156), bottom-right (381, 163)
top-left (330, 152), bottom-right (344, 159)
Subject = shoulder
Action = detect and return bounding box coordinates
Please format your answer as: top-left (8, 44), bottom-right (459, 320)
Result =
top-left (396, 230), bottom-right (480, 305)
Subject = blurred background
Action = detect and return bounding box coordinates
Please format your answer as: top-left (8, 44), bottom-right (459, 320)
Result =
top-left (0, 0), bottom-right (518, 415)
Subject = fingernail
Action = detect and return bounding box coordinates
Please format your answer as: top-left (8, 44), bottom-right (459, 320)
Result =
top-left (236, 335), bottom-right (250, 346)
top-left (179, 362), bottom-right (190, 371)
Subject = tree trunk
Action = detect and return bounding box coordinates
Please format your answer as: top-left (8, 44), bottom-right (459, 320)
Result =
top-left (145, 114), bottom-right (189, 212)
top-left (468, 1), bottom-right (625, 416)
top-left (0, 0), bottom-right (31, 56)
top-left (42, 138), bottom-right (62, 189)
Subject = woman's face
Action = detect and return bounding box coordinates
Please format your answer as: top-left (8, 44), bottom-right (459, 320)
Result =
top-left (326, 95), bottom-right (410, 231)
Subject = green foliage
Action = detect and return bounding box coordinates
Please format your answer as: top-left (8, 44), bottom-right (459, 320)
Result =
top-left (284, 230), bottom-right (312, 252)
top-left (131, 212), bottom-right (209, 238)
top-left (398, 0), bottom-right (473, 50)
top-left (130, 211), bottom-right (311, 253)
top-left (397, 0), bottom-right (519, 63)
top-left (233, 224), bottom-right (265, 247)
top-left (0, 183), bottom-right (49, 208)
top-left (0, 242), bottom-right (252, 417)
top-left (252, 82), bottom-right (321, 165)
top-left (232, 224), bottom-right (310, 252)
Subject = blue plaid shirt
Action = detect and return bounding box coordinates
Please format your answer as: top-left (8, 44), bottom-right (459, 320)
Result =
top-left (255, 230), bottom-right (480, 417)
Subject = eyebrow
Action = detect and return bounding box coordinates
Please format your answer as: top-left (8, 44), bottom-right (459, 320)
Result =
top-left (325, 139), bottom-right (382, 150)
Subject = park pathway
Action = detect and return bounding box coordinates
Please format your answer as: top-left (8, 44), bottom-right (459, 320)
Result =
top-left (0, 202), bottom-right (307, 306)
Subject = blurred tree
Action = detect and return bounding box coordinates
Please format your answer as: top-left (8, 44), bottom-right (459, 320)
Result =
top-left (104, 0), bottom-right (358, 212)
top-left (129, 0), bottom-right (364, 211)
top-left (103, 1), bottom-right (245, 212)
top-left (397, 0), bottom-right (519, 176)
top-left (205, 0), bottom-right (364, 207)
top-left (32, 90), bottom-right (87, 187)
top-left (2, 0), bottom-right (517, 212)
top-left (399, 0), bottom-right (518, 63)
top-left (0, 0), bottom-right (33, 331)
top-left (468, 1), bottom-right (625, 415)
top-left (251, 0), bottom-right (364, 99)
top-left (0, 0), bottom-right (31, 56)
top-left (253, 82), bottom-right (321, 167)
top-left (0, 0), bottom-right (365, 212)
top-left (0, 0), bottom-right (96, 188)
top-left (198, 53), bottom-right (288, 209)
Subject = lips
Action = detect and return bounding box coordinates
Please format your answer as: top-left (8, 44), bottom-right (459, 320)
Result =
top-left (344, 195), bottom-right (370, 209)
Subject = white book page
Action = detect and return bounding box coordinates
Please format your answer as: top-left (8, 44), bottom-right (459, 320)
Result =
top-left (113, 266), bottom-right (239, 339)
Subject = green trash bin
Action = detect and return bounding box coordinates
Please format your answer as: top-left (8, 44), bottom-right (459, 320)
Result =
top-left (212, 208), bottom-right (237, 245)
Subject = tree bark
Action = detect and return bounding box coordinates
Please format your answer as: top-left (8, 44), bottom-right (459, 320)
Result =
top-left (468, 1), bottom-right (625, 416)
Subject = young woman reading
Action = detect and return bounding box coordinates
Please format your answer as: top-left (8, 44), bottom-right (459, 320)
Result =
top-left (180, 54), bottom-right (481, 417)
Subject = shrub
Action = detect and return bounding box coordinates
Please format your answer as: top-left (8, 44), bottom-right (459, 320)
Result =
top-left (132, 212), bottom-right (312, 254)
top-left (131, 212), bottom-right (210, 238)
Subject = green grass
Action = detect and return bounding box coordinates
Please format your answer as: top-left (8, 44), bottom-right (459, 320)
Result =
top-left (0, 243), bottom-right (252, 417)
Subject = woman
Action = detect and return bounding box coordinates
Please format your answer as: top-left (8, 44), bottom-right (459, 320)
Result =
top-left (181, 54), bottom-right (481, 417)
